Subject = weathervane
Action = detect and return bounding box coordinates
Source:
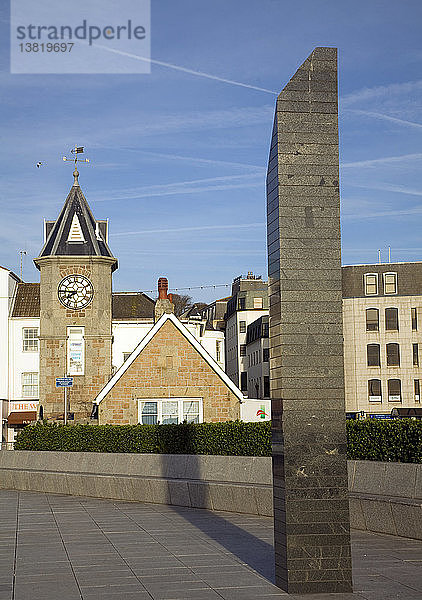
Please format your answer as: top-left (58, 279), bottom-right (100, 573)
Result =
top-left (63, 145), bottom-right (90, 186)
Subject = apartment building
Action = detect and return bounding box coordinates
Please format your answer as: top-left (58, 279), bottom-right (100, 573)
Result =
top-left (342, 262), bottom-right (422, 416)
top-left (246, 315), bottom-right (270, 399)
top-left (224, 273), bottom-right (268, 393)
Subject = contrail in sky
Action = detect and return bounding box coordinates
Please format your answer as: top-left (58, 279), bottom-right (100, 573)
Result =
top-left (110, 223), bottom-right (265, 237)
top-left (92, 42), bottom-right (278, 95)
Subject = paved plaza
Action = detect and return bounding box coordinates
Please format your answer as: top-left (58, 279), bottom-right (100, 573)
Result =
top-left (0, 490), bottom-right (421, 600)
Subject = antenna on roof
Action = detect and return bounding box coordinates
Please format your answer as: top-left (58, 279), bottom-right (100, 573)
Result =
top-left (62, 145), bottom-right (90, 186)
top-left (388, 246), bottom-right (391, 263)
top-left (19, 250), bottom-right (26, 281)
top-left (378, 249), bottom-right (381, 264)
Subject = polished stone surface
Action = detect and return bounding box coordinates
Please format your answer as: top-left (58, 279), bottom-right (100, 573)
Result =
top-left (267, 46), bottom-right (352, 592)
top-left (0, 490), bottom-right (421, 600)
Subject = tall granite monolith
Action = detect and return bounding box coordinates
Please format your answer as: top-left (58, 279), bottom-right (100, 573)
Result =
top-left (267, 47), bottom-right (353, 594)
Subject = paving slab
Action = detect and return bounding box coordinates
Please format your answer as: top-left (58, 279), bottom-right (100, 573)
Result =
top-left (0, 490), bottom-right (421, 599)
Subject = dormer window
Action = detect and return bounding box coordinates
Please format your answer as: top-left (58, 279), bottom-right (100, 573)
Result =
top-left (67, 213), bottom-right (85, 243)
top-left (384, 272), bottom-right (397, 295)
top-left (364, 273), bottom-right (378, 296)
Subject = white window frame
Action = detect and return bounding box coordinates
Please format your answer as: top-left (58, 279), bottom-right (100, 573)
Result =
top-left (364, 273), bottom-right (378, 296)
top-left (67, 326), bottom-right (85, 375)
top-left (22, 327), bottom-right (39, 352)
top-left (368, 379), bottom-right (382, 403)
top-left (137, 398), bottom-right (203, 425)
top-left (253, 297), bottom-right (263, 309)
top-left (21, 372), bottom-right (38, 398)
top-left (384, 272), bottom-right (397, 295)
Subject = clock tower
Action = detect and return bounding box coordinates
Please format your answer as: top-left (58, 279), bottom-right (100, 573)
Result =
top-left (34, 168), bottom-right (117, 422)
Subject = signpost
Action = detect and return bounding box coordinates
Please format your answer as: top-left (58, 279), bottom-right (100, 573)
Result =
top-left (55, 377), bottom-right (73, 425)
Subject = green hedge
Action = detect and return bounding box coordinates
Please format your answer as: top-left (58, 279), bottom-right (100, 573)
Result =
top-left (346, 419), bottom-right (422, 463)
top-left (15, 419), bottom-right (422, 463)
top-left (14, 421), bottom-right (272, 456)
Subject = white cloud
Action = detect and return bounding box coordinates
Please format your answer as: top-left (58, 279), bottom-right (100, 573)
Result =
top-left (342, 153), bottom-right (422, 169)
top-left (341, 80), bottom-right (422, 107)
top-left (345, 109), bottom-right (422, 131)
top-left (92, 173), bottom-right (264, 202)
top-left (111, 222), bottom-right (265, 237)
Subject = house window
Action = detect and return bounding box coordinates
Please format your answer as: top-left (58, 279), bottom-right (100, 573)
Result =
top-left (183, 400), bottom-right (200, 423)
top-left (385, 307), bottom-right (399, 331)
top-left (384, 272), bottom-right (397, 295)
top-left (216, 341), bottom-right (221, 362)
top-left (412, 308), bottom-right (418, 331)
top-left (238, 297), bottom-right (246, 310)
top-left (364, 273), bottom-right (378, 296)
top-left (388, 379), bottom-right (401, 402)
top-left (162, 401), bottom-right (178, 424)
top-left (367, 344), bottom-right (380, 367)
top-left (386, 343), bottom-right (400, 367)
top-left (22, 372), bottom-right (38, 398)
top-left (366, 309), bottom-right (379, 332)
top-left (240, 372), bottom-right (248, 392)
top-left (138, 398), bottom-right (203, 425)
top-left (414, 380), bottom-right (420, 403)
top-left (413, 343), bottom-right (419, 367)
top-left (264, 376), bottom-right (270, 398)
top-left (239, 321), bottom-right (246, 333)
top-left (240, 344), bottom-right (246, 357)
top-left (23, 328), bottom-right (38, 352)
top-left (139, 401), bottom-right (158, 424)
top-left (253, 297), bottom-right (263, 309)
top-left (262, 322), bottom-right (269, 337)
top-left (67, 327), bottom-right (85, 375)
top-left (263, 348), bottom-right (269, 362)
top-left (368, 379), bottom-right (382, 402)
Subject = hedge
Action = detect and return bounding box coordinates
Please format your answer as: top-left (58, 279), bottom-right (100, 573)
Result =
top-left (14, 421), bottom-right (271, 456)
top-left (346, 418), bottom-right (422, 463)
top-left (14, 419), bottom-right (422, 463)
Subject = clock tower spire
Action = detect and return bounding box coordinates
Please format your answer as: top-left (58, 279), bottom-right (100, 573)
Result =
top-left (34, 159), bottom-right (117, 423)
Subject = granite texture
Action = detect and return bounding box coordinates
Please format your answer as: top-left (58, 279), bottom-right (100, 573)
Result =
top-left (267, 47), bottom-right (353, 594)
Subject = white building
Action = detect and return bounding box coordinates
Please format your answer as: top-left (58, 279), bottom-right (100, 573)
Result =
top-left (246, 316), bottom-right (270, 399)
top-left (224, 273), bottom-right (268, 394)
top-left (343, 262), bottom-right (422, 418)
top-left (0, 267), bottom-right (20, 445)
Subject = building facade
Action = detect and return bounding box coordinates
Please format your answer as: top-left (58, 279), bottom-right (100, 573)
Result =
top-left (224, 273), bottom-right (268, 393)
top-left (343, 262), bottom-right (422, 416)
top-left (246, 315), bottom-right (270, 399)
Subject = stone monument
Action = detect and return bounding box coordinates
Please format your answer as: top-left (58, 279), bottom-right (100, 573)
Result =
top-left (267, 47), bottom-right (353, 594)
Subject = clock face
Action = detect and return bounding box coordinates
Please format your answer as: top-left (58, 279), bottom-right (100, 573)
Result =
top-left (58, 275), bottom-right (94, 310)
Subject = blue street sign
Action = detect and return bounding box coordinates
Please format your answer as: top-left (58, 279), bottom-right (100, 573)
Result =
top-left (55, 377), bottom-right (73, 388)
top-left (368, 414), bottom-right (391, 419)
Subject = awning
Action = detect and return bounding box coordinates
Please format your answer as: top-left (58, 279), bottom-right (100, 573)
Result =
top-left (391, 407), bottom-right (422, 418)
top-left (7, 411), bottom-right (37, 425)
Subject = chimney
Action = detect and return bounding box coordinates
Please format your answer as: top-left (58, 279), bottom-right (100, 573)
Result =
top-left (154, 277), bottom-right (175, 322)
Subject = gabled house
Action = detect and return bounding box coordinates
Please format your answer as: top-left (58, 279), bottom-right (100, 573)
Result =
top-left (94, 312), bottom-right (243, 424)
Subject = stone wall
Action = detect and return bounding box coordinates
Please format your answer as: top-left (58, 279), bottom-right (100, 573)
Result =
top-left (99, 319), bottom-right (240, 424)
top-left (0, 453), bottom-right (420, 540)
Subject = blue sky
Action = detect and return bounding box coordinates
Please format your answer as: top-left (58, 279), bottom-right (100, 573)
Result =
top-left (1, 1), bottom-right (422, 303)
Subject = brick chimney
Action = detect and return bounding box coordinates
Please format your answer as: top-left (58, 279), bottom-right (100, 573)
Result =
top-left (154, 277), bottom-right (175, 322)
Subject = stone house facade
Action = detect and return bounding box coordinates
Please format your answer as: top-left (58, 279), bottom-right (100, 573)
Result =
top-left (95, 313), bottom-right (242, 424)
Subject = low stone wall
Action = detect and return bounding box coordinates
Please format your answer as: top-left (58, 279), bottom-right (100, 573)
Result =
top-left (0, 452), bottom-right (273, 516)
top-left (0, 452), bottom-right (420, 539)
top-left (348, 459), bottom-right (422, 540)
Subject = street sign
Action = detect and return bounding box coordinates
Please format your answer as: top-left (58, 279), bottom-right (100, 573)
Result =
top-left (55, 377), bottom-right (73, 388)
